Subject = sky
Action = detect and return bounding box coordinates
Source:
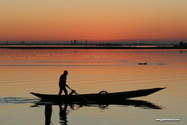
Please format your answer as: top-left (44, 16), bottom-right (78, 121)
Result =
top-left (0, 0), bottom-right (187, 44)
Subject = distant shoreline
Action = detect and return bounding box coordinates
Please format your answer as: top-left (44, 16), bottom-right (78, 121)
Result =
top-left (1, 44), bottom-right (186, 49)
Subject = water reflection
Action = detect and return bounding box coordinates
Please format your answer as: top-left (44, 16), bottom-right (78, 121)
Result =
top-left (32, 99), bottom-right (162, 125)
top-left (59, 103), bottom-right (68, 125)
top-left (45, 104), bottom-right (52, 125)
top-left (44, 103), bottom-right (68, 125)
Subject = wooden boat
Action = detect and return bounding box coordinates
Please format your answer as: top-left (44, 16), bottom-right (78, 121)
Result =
top-left (31, 87), bottom-right (165, 103)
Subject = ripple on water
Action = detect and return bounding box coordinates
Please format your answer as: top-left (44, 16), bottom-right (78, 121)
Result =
top-left (0, 97), bottom-right (39, 104)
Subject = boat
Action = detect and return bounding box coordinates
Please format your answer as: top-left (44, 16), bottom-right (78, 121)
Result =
top-left (30, 87), bottom-right (165, 103)
top-left (139, 62), bottom-right (147, 65)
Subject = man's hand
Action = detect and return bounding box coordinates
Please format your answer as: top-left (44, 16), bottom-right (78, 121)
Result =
top-left (72, 90), bottom-right (76, 93)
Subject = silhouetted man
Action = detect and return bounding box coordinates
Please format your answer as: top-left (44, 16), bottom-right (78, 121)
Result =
top-left (58, 70), bottom-right (69, 95)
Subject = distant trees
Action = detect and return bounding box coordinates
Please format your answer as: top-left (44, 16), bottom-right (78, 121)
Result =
top-left (178, 41), bottom-right (187, 48)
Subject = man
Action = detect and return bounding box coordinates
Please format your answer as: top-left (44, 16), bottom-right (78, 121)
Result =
top-left (58, 70), bottom-right (69, 95)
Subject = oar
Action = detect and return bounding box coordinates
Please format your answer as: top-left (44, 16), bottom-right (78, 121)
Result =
top-left (67, 86), bottom-right (90, 103)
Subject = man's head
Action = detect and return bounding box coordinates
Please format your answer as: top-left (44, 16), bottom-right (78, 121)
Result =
top-left (64, 70), bottom-right (68, 75)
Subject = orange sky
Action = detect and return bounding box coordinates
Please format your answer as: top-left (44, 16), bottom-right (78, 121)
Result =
top-left (0, 0), bottom-right (187, 43)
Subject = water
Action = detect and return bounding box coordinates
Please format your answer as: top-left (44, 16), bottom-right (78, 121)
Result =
top-left (0, 48), bottom-right (187, 125)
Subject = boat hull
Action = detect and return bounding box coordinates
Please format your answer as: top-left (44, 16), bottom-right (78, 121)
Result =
top-left (31, 87), bottom-right (165, 103)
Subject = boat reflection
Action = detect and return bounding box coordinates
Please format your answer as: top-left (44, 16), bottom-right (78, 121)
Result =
top-left (32, 99), bottom-right (162, 125)
top-left (84, 99), bottom-right (163, 110)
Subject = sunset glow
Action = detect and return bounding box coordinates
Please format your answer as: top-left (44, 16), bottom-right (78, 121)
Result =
top-left (1, 0), bottom-right (187, 43)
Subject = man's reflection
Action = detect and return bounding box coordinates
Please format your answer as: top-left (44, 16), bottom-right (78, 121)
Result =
top-left (59, 103), bottom-right (68, 125)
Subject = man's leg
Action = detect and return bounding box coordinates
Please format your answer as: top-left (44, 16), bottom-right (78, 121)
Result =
top-left (63, 87), bottom-right (68, 95)
top-left (58, 86), bottom-right (62, 95)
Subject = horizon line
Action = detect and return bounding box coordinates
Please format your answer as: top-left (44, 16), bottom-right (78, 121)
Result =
top-left (0, 39), bottom-right (186, 44)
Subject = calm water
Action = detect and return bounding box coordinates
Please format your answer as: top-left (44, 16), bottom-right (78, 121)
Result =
top-left (0, 48), bottom-right (187, 125)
